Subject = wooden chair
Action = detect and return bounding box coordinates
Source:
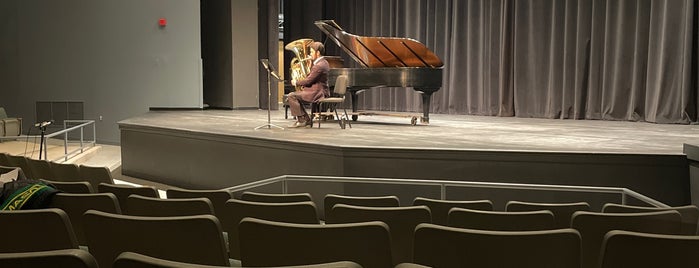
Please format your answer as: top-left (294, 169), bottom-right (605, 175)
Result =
top-left (571, 210), bottom-right (683, 268)
top-left (602, 203), bottom-right (699, 235)
top-left (49, 192), bottom-right (121, 245)
top-left (0, 249), bottom-right (97, 268)
top-left (98, 183), bottom-right (159, 214)
top-left (239, 218), bottom-right (392, 268)
top-left (506, 201), bottom-right (591, 228)
top-left (83, 210), bottom-right (229, 268)
top-left (126, 195), bottom-right (214, 217)
top-left (223, 199), bottom-right (319, 259)
top-left (413, 197), bottom-right (493, 225)
top-left (599, 230), bottom-right (699, 268)
top-left (413, 223), bottom-right (581, 268)
top-left (0, 209), bottom-right (79, 252)
top-left (447, 208), bottom-right (555, 231)
top-left (327, 204), bottom-right (431, 265)
top-left (240, 191), bottom-right (313, 203)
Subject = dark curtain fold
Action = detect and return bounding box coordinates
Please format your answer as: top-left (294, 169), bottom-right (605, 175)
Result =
top-left (314, 0), bottom-right (697, 123)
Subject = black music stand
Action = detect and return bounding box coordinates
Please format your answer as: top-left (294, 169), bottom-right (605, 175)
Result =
top-left (256, 59), bottom-right (285, 130)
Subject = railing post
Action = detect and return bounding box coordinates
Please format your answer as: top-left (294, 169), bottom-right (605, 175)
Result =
top-left (80, 127), bottom-right (84, 153)
top-left (93, 121), bottom-right (96, 145)
top-left (64, 126), bottom-right (68, 162)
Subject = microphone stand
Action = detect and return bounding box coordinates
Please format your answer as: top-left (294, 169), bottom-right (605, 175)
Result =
top-left (37, 122), bottom-right (50, 160)
top-left (255, 59), bottom-right (285, 130)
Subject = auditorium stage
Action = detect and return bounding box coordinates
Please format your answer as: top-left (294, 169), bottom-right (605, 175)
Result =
top-left (119, 109), bottom-right (699, 206)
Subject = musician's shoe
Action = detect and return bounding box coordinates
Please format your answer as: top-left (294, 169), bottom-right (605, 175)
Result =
top-left (304, 120), bottom-right (314, 128)
top-left (289, 121), bottom-right (307, 128)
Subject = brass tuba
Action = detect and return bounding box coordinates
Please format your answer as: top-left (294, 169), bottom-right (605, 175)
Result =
top-left (285, 38), bottom-right (314, 91)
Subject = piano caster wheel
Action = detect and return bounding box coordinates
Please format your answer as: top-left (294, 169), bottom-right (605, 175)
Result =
top-left (411, 116), bottom-right (418, 126)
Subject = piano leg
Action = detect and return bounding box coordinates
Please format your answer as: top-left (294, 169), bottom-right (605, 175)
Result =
top-left (420, 91), bottom-right (434, 124)
top-left (350, 90), bottom-right (359, 121)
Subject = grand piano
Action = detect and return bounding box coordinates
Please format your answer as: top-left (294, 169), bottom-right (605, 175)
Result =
top-left (315, 20), bottom-right (444, 124)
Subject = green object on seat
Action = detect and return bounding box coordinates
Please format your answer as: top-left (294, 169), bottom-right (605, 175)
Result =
top-left (0, 108), bottom-right (8, 119)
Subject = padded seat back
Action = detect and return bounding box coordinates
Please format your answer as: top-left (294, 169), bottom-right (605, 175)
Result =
top-left (98, 183), bottom-right (159, 214)
top-left (327, 204), bottom-right (431, 264)
top-left (603, 203), bottom-right (699, 235)
top-left (506, 201), bottom-right (591, 228)
top-left (41, 179), bottom-right (93, 193)
top-left (571, 210), bottom-right (683, 268)
top-left (0, 208), bottom-right (78, 252)
top-left (324, 194), bottom-right (399, 220)
top-left (448, 208), bottom-right (555, 231)
top-left (224, 199), bottom-right (319, 259)
top-left (0, 249), bottom-right (97, 268)
top-left (413, 197), bottom-right (493, 225)
top-left (413, 223), bottom-right (581, 268)
top-left (240, 191), bottom-right (312, 203)
top-left (50, 193), bottom-right (121, 245)
top-left (239, 218), bottom-right (392, 268)
top-left (126, 195), bottom-right (214, 217)
top-left (600, 230), bottom-right (699, 268)
top-left (83, 210), bottom-right (229, 268)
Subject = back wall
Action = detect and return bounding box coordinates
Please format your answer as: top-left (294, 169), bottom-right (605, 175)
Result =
top-left (0, 0), bottom-right (202, 144)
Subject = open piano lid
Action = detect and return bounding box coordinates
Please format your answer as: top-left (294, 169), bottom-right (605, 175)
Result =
top-left (315, 20), bottom-right (444, 68)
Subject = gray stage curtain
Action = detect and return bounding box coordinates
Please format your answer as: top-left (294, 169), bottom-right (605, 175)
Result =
top-left (318, 0), bottom-right (696, 123)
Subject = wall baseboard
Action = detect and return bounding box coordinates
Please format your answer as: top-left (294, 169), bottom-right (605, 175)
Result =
top-left (149, 107), bottom-right (204, 111)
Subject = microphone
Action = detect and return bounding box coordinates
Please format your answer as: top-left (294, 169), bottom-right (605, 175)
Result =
top-left (34, 121), bottom-right (53, 127)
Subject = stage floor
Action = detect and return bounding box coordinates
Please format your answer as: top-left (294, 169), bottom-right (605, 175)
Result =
top-left (119, 109), bottom-right (699, 155)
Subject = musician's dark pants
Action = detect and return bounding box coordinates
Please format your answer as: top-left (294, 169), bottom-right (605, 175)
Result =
top-left (288, 91), bottom-right (315, 122)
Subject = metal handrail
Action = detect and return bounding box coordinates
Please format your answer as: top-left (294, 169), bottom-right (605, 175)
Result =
top-left (0, 120), bottom-right (96, 162)
top-left (226, 175), bottom-right (669, 208)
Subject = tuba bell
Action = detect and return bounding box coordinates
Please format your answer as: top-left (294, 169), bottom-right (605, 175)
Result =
top-left (285, 38), bottom-right (314, 91)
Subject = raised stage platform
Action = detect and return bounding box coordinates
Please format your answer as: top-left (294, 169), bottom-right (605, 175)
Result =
top-left (119, 110), bottom-right (699, 206)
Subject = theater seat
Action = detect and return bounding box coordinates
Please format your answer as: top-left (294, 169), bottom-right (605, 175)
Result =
top-left (0, 107), bottom-right (22, 137)
top-left (0, 249), bottom-right (97, 268)
top-left (114, 252), bottom-right (363, 268)
top-left (599, 230), bottom-right (699, 268)
top-left (239, 218), bottom-right (392, 268)
top-left (413, 223), bottom-right (581, 268)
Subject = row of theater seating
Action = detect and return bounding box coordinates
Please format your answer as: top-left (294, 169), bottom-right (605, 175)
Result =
top-left (2, 185), bottom-right (699, 268)
top-left (0, 152), bottom-right (114, 189)
top-left (0, 250), bottom-right (362, 268)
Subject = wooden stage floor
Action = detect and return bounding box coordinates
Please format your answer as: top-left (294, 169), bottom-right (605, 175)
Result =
top-left (118, 109), bottom-right (698, 206)
top-left (119, 109), bottom-right (699, 155)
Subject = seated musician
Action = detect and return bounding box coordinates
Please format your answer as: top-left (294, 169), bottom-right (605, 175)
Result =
top-left (289, 41), bottom-right (330, 128)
